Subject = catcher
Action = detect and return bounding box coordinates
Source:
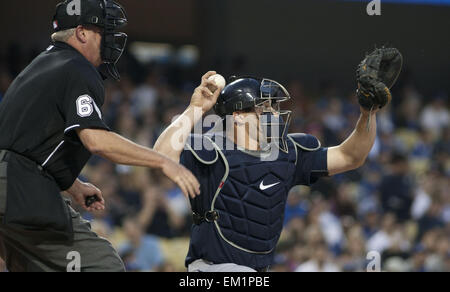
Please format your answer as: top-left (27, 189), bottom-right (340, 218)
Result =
top-left (154, 48), bottom-right (402, 272)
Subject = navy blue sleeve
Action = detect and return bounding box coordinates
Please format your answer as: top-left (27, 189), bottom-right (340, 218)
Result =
top-left (180, 134), bottom-right (201, 171)
top-left (180, 149), bottom-right (194, 170)
top-left (294, 148), bottom-right (328, 186)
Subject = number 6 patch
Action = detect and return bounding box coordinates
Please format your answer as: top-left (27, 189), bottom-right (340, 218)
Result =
top-left (76, 95), bottom-right (94, 117)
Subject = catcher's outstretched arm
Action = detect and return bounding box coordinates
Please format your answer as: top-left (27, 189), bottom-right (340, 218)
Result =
top-left (327, 108), bottom-right (377, 176)
top-left (327, 47), bottom-right (401, 176)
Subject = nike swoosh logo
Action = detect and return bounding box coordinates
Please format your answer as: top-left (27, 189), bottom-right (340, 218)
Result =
top-left (259, 181), bottom-right (280, 191)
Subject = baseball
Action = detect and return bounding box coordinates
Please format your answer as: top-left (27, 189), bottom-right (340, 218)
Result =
top-left (208, 74), bottom-right (226, 90)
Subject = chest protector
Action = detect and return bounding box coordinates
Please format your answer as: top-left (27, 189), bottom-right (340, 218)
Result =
top-left (186, 133), bottom-right (320, 254)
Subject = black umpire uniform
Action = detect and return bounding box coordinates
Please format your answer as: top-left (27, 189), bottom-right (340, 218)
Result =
top-left (0, 0), bottom-right (128, 272)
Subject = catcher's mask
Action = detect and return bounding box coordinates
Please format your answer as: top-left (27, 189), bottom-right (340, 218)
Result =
top-left (214, 76), bottom-right (292, 151)
top-left (53, 0), bottom-right (128, 80)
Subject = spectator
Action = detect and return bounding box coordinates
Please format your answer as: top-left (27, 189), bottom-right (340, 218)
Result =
top-left (379, 153), bottom-right (414, 222)
top-left (284, 186), bottom-right (309, 225)
top-left (138, 183), bottom-right (188, 238)
top-left (339, 225), bottom-right (367, 271)
top-left (362, 210), bottom-right (381, 239)
top-left (366, 213), bottom-right (410, 254)
top-left (295, 242), bottom-right (341, 272)
top-left (119, 217), bottom-right (165, 272)
top-left (417, 199), bottom-right (445, 240)
top-left (420, 95), bottom-right (449, 136)
top-left (409, 244), bottom-right (428, 272)
top-left (131, 70), bottom-right (158, 117)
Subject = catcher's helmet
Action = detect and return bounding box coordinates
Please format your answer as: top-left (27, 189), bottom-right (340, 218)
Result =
top-left (214, 76), bottom-right (292, 151)
top-left (53, 0), bottom-right (128, 80)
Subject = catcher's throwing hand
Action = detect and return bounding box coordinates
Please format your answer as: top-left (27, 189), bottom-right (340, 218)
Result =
top-left (356, 47), bottom-right (403, 111)
top-left (190, 71), bottom-right (222, 114)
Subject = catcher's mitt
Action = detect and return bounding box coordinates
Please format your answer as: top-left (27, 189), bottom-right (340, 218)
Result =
top-left (356, 47), bottom-right (403, 110)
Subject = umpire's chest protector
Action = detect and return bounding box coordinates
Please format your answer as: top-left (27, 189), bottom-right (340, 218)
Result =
top-left (188, 134), bottom-right (301, 255)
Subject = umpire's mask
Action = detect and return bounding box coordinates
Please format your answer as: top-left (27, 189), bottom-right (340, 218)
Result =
top-left (53, 0), bottom-right (128, 80)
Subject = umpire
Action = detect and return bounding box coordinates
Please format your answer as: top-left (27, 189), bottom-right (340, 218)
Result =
top-left (0, 0), bottom-right (200, 272)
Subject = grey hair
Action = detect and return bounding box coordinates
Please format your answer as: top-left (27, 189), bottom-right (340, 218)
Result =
top-left (51, 28), bottom-right (76, 42)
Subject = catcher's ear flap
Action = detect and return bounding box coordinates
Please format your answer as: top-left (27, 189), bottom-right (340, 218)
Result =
top-left (379, 48), bottom-right (403, 89)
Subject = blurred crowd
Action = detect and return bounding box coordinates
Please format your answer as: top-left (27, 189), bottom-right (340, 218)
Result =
top-left (0, 44), bottom-right (448, 272)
